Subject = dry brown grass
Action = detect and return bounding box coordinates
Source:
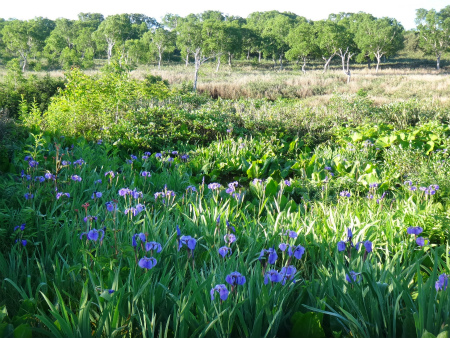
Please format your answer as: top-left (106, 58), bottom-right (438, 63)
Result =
top-left (135, 63), bottom-right (450, 105)
top-left (1, 60), bottom-right (449, 106)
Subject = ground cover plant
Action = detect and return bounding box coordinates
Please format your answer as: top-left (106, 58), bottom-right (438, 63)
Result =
top-left (1, 68), bottom-right (450, 338)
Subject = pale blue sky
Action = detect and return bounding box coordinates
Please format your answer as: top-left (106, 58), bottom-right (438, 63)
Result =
top-left (1, 0), bottom-right (449, 30)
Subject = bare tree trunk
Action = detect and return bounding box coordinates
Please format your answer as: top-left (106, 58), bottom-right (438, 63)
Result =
top-left (107, 42), bottom-right (114, 61)
top-left (322, 54), bottom-right (335, 73)
top-left (228, 53), bottom-right (232, 66)
top-left (20, 53), bottom-right (27, 72)
top-left (376, 56), bottom-right (381, 73)
top-left (216, 55), bottom-right (221, 72)
top-left (185, 54), bottom-right (189, 67)
top-left (302, 57), bottom-right (306, 74)
top-left (158, 51), bottom-right (162, 69)
top-left (247, 49), bottom-right (250, 60)
top-left (193, 49), bottom-right (201, 92)
top-left (279, 54), bottom-right (283, 70)
top-left (437, 54), bottom-right (441, 70)
top-left (258, 51), bottom-right (261, 63)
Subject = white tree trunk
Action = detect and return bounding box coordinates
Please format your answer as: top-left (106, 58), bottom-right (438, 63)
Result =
top-left (279, 54), bottom-right (283, 70)
top-left (322, 54), bottom-right (335, 73)
top-left (193, 49), bottom-right (201, 92)
top-left (376, 55), bottom-right (381, 73)
top-left (228, 53), bottom-right (232, 66)
top-left (216, 55), bottom-right (221, 72)
top-left (302, 57), bottom-right (306, 74)
top-left (258, 51), bottom-right (261, 63)
top-left (437, 54), bottom-right (441, 70)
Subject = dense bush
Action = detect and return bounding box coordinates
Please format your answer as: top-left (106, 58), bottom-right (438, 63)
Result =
top-left (0, 63), bottom-right (65, 117)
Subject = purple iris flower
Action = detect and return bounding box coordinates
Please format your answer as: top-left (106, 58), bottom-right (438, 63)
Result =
top-left (131, 190), bottom-right (143, 199)
top-left (226, 272), bottom-right (246, 286)
top-left (436, 274), bottom-right (449, 291)
top-left (181, 154), bottom-right (189, 162)
top-left (252, 178), bottom-right (264, 185)
top-left (292, 245), bottom-right (305, 259)
top-left (71, 175), bottom-right (82, 182)
top-left (24, 193), bottom-right (34, 200)
top-left (45, 173), bottom-right (54, 180)
top-left (260, 248), bottom-right (278, 265)
top-left (410, 186), bottom-right (417, 191)
top-left (87, 229), bottom-right (105, 242)
top-left (208, 183), bottom-right (221, 190)
top-left (210, 284), bottom-right (229, 301)
top-left (369, 183), bottom-right (379, 189)
top-left (139, 256), bottom-right (157, 269)
top-left (144, 152), bottom-right (151, 156)
top-left (105, 202), bottom-right (116, 212)
top-left (73, 159), bottom-right (85, 167)
top-left (21, 240), bottom-right (27, 246)
top-left (280, 266), bottom-right (297, 285)
top-left (284, 180), bottom-right (291, 186)
top-left (325, 166), bottom-right (332, 171)
top-left (61, 161), bottom-right (71, 166)
top-left (95, 179), bottom-right (102, 184)
top-left (28, 160), bottom-right (39, 168)
top-left (132, 233), bottom-right (146, 247)
top-left (224, 234), bottom-right (236, 245)
top-left (347, 228), bottom-right (353, 240)
top-left (226, 220), bottom-right (236, 233)
top-left (279, 243), bottom-right (288, 251)
top-left (407, 227), bottom-right (423, 235)
top-left (179, 235), bottom-right (196, 251)
top-left (145, 241), bottom-right (162, 253)
top-left (14, 224), bottom-right (26, 231)
top-left (91, 192), bottom-right (103, 199)
top-left (118, 188), bottom-right (131, 196)
top-left (155, 153), bottom-right (162, 159)
top-left (346, 271), bottom-right (361, 283)
top-left (364, 241), bottom-right (373, 252)
top-left (24, 155), bottom-right (33, 161)
top-left (141, 171), bottom-right (151, 177)
top-left (105, 171), bottom-right (115, 178)
top-left (340, 191), bottom-right (351, 198)
top-left (337, 241), bottom-right (346, 252)
top-left (416, 237), bottom-right (426, 246)
top-left (186, 185), bottom-right (197, 192)
top-left (288, 231), bottom-right (297, 239)
top-left (35, 176), bottom-right (45, 183)
top-left (218, 246), bottom-right (232, 258)
top-left (264, 270), bottom-right (283, 285)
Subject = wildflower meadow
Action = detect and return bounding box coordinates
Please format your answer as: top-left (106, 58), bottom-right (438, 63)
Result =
top-left (1, 68), bottom-right (450, 338)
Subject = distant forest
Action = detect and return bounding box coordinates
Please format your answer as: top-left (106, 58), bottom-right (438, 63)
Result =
top-left (0, 8), bottom-right (449, 73)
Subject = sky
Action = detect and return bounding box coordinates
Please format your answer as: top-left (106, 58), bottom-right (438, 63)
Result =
top-left (1, 0), bottom-right (449, 30)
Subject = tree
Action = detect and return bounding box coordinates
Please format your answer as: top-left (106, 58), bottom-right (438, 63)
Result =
top-left (93, 14), bottom-right (133, 60)
top-left (143, 28), bottom-right (175, 68)
top-left (415, 6), bottom-right (450, 70)
top-left (286, 21), bottom-right (318, 73)
top-left (314, 20), bottom-right (341, 73)
top-left (262, 15), bottom-right (296, 69)
top-left (355, 16), bottom-right (404, 73)
top-left (176, 15), bottom-right (205, 90)
top-left (176, 14), bottom-right (198, 66)
top-left (2, 20), bottom-right (36, 71)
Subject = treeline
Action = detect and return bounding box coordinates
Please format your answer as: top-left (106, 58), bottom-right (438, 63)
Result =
top-left (0, 8), bottom-right (449, 76)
